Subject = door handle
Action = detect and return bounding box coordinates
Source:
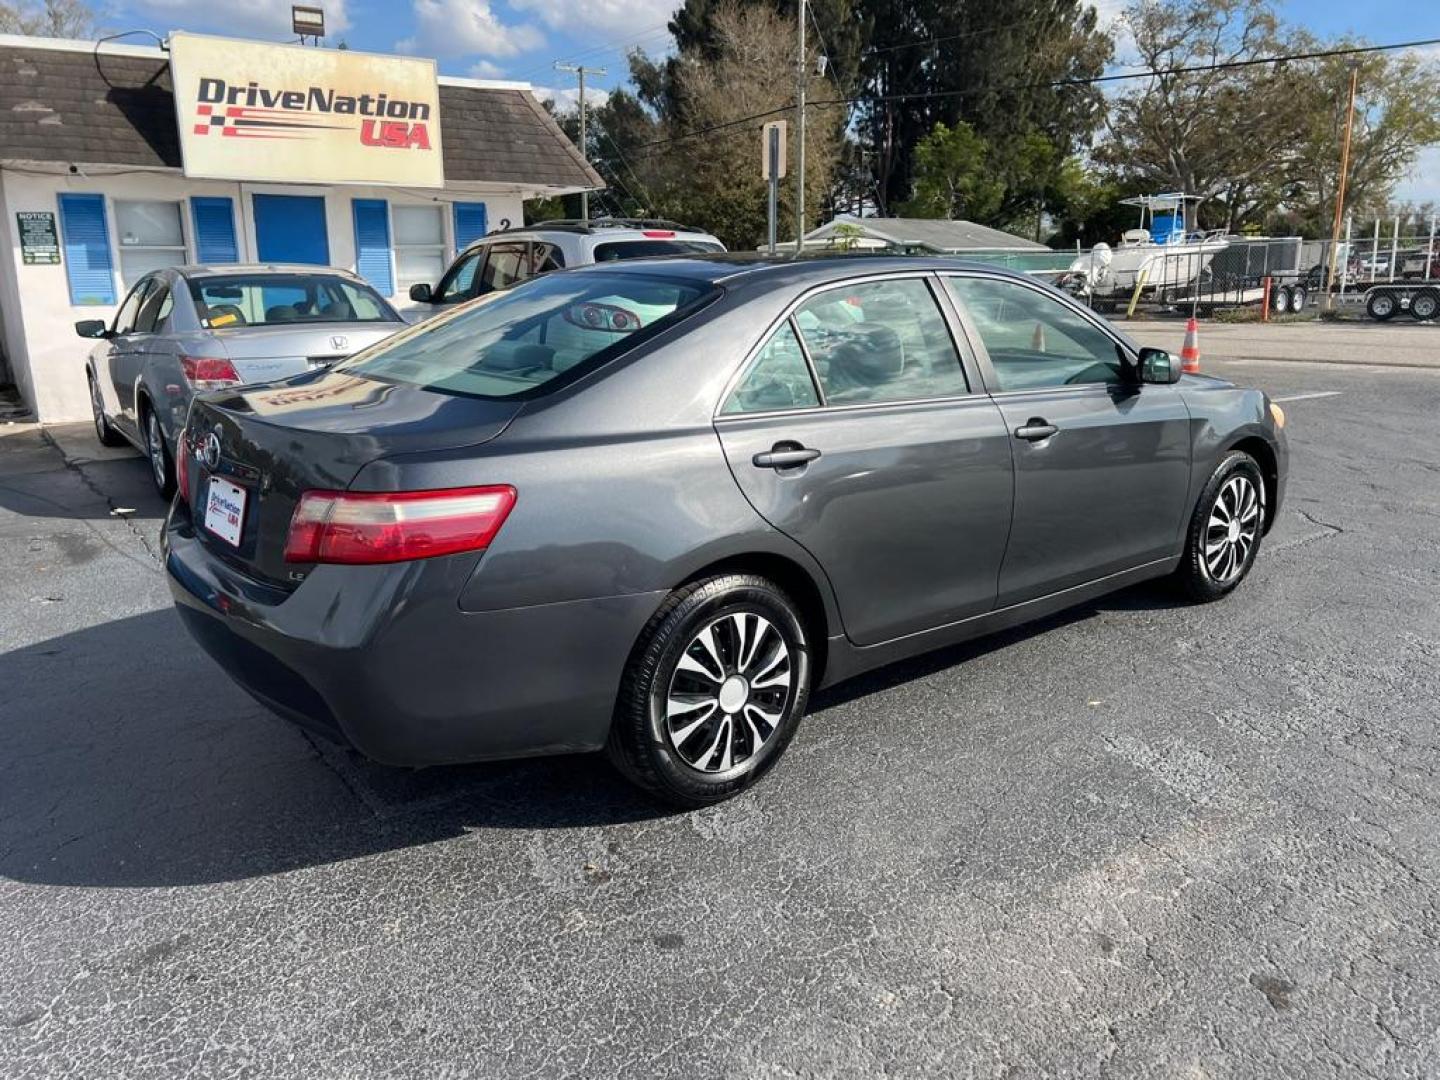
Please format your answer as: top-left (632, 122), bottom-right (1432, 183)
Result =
top-left (1014, 418), bottom-right (1058, 442)
top-left (753, 444), bottom-right (821, 470)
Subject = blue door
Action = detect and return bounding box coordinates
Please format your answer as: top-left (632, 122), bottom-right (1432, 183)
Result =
top-left (253, 195), bottom-right (329, 265)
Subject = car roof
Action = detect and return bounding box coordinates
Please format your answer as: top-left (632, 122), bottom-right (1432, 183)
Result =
top-left (175, 264), bottom-right (370, 281)
top-left (557, 251), bottom-right (1041, 289)
top-left (460, 225), bottom-right (724, 253)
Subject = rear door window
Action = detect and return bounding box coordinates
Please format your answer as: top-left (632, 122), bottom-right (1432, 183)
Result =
top-left (721, 321), bottom-right (820, 414)
top-left (342, 271), bottom-right (716, 400)
top-left (480, 243), bottom-right (529, 291)
top-left (134, 283), bottom-right (173, 333)
top-left (533, 242), bottom-right (565, 273)
top-left (112, 279), bottom-right (152, 336)
top-left (793, 278), bottom-right (969, 404)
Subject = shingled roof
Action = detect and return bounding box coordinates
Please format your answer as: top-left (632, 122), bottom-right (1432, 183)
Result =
top-left (0, 36), bottom-right (602, 191)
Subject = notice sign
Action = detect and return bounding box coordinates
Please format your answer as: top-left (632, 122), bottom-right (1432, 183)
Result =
top-left (168, 33), bottom-right (444, 188)
top-left (17, 212), bottom-right (60, 264)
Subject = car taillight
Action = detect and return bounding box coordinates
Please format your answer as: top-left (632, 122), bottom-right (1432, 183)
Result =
top-left (176, 428), bottom-right (191, 503)
top-left (180, 355), bottom-right (241, 391)
top-left (642, 230), bottom-right (676, 238)
top-left (284, 486), bottom-right (517, 565)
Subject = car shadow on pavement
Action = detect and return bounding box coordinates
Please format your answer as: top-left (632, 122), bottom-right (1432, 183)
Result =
top-left (810, 578), bottom-right (1180, 712)
top-left (0, 608), bottom-right (668, 890)
top-left (1, 580), bottom-right (1184, 891)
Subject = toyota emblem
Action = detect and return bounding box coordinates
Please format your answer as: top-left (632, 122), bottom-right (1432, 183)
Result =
top-left (330, 335), bottom-right (349, 351)
top-left (202, 431), bottom-right (222, 470)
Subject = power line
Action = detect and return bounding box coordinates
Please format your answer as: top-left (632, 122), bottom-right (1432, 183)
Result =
top-left (594, 121), bottom-right (657, 211)
top-left (509, 23), bottom-right (673, 84)
top-left (625, 35), bottom-right (1440, 159)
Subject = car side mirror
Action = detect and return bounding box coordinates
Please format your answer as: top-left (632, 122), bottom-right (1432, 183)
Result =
top-left (1138, 347), bottom-right (1181, 384)
top-left (408, 283), bottom-right (433, 303)
top-left (75, 319), bottom-right (110, 339)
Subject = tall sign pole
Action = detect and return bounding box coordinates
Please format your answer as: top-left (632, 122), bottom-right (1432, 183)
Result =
top-left (795, 0), bottom-right (807, 251)
top-left (763, 121), bottom-right (788, 254)
top-left (1324, 59), bottom-right (1361, 310)
top-left (555, 61), bottom-right (606, 222)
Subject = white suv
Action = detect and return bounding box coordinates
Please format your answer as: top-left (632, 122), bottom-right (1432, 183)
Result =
top-left (407, 218), bottom-right (726, 314)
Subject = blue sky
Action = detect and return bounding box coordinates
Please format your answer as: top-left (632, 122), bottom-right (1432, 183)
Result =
top-left (106, 0), bottom-right (1439, 200)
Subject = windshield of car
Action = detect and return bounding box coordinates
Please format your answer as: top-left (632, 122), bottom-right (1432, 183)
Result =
top-left (592, 239), bottom-right (725, 261)
top-left (188, 274), bottom-right (399, 329)
top-left (339, 271), bottom-right (717, 399)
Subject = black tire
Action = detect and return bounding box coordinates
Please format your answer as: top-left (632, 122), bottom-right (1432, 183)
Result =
top-left (1410, 288), bottom-right (1439, 322)
top-left (141, 400), bottom-right (176, 500)
top-left (1290, 284), bottom-right (1308, 312)
top-left (1271, 285), bottom-right (1291, 314)
top-left (1367, 290), bottom-right (1398, 322)
top-left (1175, 451), bottom-right (1266, 603)
top-left (88, 371), bottom-right (125, 448)
top-left (606, 573), bottom-right (812, 807)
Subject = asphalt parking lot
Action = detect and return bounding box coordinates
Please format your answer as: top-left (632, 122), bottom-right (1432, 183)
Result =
top-left (3, 349), bottom-right (1439, 1078)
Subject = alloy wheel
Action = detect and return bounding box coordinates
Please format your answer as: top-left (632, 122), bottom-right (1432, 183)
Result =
top-left (1204, 474), bottom-right (1261, 584)
top-left (664, 611), bottom-right (792, 774)
top-left (89, 377), bottom-right (107, 442)
top-left (146, 412), bottom-right (167, 489)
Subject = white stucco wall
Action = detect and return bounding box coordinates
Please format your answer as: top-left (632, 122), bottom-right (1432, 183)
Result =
top-left (0, 167), bottom-right (526, 422)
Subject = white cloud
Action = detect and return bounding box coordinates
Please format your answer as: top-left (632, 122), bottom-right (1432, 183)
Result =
top-left (468, 59), bottom-right (508, 79)
top-left (398, 0), bottom-right (544, 59)
top-left (510, 0), bottom-right (678, 35)
top-left (530, 84), bottom-right (611, 112)
top-left (1394, 145), bottom-right (1440, 206)
top-left (1089, 0), bottom-right (1136, 69)
top-left (128, 0), bottom-right (351, 37)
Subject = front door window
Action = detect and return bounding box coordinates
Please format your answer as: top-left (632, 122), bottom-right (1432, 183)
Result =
top-left (944, 276), bottom-right (1129, 390)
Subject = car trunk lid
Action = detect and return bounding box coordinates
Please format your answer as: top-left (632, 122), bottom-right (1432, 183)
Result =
top-left (184, 368), bottom-right (522, 588)
top-left (204, 322), bottom-right (401, 385)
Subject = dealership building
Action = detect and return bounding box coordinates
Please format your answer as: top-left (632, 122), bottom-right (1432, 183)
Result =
top-left (0, 32), bottom-right (601, 423)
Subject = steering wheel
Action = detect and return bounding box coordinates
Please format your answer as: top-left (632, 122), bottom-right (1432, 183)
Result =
top-left (1063, 362), bottom-right (1115, 385)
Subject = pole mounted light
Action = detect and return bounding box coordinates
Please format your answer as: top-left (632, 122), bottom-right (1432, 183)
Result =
top-left (292, 5), bottom-right (325, 43)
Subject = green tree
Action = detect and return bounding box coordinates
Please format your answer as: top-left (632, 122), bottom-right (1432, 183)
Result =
top-left (1097, 0), bottom-right (1306, 230)
top-left (858, 0), bottom-right (1111, 213)
top-left (895, 121), bottom-right (1004, 221)
top-left (1099, 0), bottom-right (1440, 236)
top-left (1284, 49), bottom-right (1440, 236)
top-left (624, 1), bottom-right (843, 247)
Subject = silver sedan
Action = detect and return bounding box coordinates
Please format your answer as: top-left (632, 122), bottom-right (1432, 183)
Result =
top-left (80, 265), bottom-right (405, 496)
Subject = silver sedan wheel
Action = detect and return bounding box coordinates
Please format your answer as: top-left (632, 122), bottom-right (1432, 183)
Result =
top-left (1204, 474), bottom-right (1261, 583)
top-left (146, 411), bottom-right (167, 489)
top-left (665, 611), bottom-right (792, 774)
top-left (89, 377), bottom-right (107, 441)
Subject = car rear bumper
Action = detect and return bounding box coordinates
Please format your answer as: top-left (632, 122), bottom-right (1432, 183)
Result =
top-left (163, 511), bottom-right (665, 766)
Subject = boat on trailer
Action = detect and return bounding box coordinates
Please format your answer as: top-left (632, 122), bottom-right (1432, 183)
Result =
top-left (1064, 194), bottom-right (1230, 304)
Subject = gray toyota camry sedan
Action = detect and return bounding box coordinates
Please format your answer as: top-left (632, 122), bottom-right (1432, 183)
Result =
top-left (164, 255), bottom-right (1287, 806)
top-left (80, 265), bottom-right (404, 498)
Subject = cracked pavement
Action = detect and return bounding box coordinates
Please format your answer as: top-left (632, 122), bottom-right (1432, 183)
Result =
top-left (2, 356), bottom-right (1438, 1078)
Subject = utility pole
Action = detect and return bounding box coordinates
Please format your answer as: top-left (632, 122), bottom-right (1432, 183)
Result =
top-left (1324, 58), bottom-right (1361, 310)
top-left (795, 0), bottom-right (806, 251)
top-left (554, 61), bottom-right (606, 222)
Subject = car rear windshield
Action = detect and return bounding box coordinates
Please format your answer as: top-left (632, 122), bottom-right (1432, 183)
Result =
top-left (593, 240), bottom-right (725, 261)
top-left (338, 271), bottom-right (717, 400)
top-left (188, 274), bottom-right (399, 329)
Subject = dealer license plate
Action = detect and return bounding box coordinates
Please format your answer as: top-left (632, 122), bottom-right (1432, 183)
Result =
top-left (204, 477), bottom-right (247, 547)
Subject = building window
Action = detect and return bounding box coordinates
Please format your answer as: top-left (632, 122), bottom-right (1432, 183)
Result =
top-left (392, 204), bottom-right (446, 289)
top-left (114, 200), bottom-right (187, 287)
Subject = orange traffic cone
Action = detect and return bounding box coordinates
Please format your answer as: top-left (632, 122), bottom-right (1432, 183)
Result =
top-left (1031, 321), bottom-right (1047, 353)
top-left (1180, 317), bottom-right (1201, 373)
